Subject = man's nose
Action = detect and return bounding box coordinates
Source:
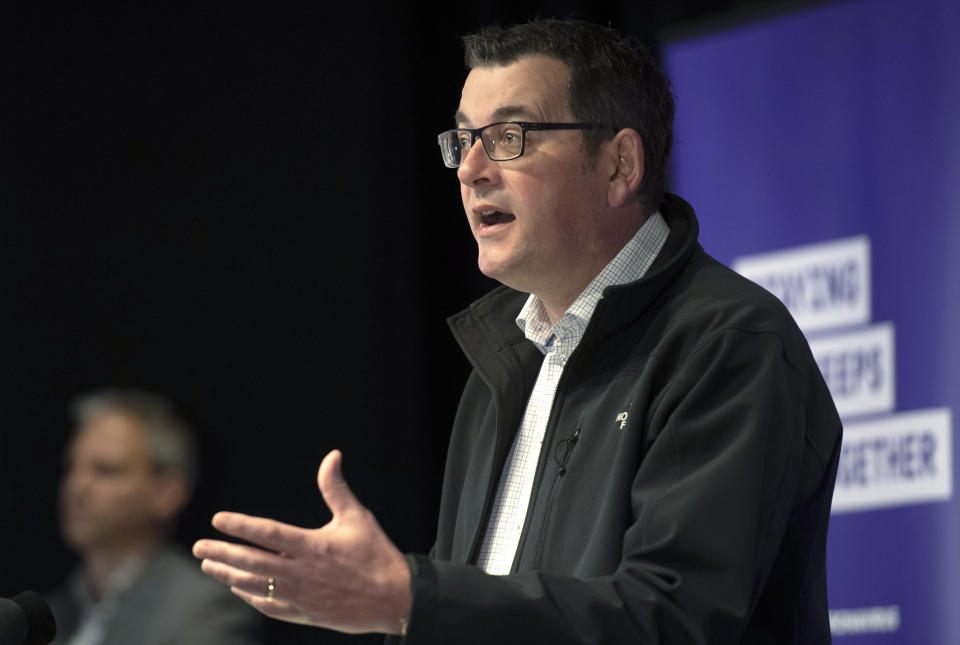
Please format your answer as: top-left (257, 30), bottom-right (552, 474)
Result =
top-left (457, 138), bottom-right (498, 187)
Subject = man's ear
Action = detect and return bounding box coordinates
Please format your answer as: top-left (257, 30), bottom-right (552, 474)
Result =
top-left (603, 129), bottom-right (645, 208)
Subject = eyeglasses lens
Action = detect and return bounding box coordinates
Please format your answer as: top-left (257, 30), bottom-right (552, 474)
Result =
top-left (439, 131), bottom-right (468, 168)
top-left (439, 123), bottom-right (525, 168)
top-left (482, 123), bottom-right (523, 161)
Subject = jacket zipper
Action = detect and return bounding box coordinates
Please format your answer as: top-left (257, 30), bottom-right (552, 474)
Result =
top-left (518, 305), bottom-right (605, 570)
top-left (477, 301), bottom-right (607, 569)
top-left (532, 423), bottom-right (581, 569)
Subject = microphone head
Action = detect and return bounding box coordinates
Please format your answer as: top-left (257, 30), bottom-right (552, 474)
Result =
top-left (0, 597), bottom-right (28, 644)
top-left (12, 591), bottom-right (57, 645)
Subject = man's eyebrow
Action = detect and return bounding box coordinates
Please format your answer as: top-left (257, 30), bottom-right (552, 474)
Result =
top-left (454, 105), bottom-right (537, 127)
top-left (492, 105), bottom-right (536, 121)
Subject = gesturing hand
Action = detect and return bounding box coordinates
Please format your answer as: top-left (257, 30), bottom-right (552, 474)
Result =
top-left (192, 450), bottom-right (411, 635)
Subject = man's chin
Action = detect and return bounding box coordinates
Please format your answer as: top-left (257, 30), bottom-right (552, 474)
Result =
top-left (62, 520), bottom-right (105, 551)
top-left (477, 248), bottom-right (518, 282)
top-left (477, 264), bottom-right (533, 295)
top-left (477, 260), bottom-right (511, 286)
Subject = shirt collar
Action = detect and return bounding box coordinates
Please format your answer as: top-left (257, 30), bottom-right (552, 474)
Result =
top-left (517, 210), bottom-right (670, 354)
top-left (70, 555), bottom-right (150, 608)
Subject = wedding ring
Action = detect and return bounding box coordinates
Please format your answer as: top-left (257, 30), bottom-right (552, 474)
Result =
top-left (266, 577), bottom-right (276, 600)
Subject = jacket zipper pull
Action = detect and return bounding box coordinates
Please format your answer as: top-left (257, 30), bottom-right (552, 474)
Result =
top-left (553, 425), bottom-right (581, 475)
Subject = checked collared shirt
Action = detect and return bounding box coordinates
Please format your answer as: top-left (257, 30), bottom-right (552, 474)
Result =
top-left (476, 211), bottom-right (670, 575)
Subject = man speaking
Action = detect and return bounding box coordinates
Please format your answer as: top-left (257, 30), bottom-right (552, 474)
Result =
top-left (194, 19), bottom-right (842, 644)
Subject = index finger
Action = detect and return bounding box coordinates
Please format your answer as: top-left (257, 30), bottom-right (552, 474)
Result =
top-left (211, 511), bottom-right (309, 555)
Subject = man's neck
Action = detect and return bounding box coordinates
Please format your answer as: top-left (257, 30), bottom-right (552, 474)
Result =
top-left (82, 538), bottom-right (162, 600)
top-left (539, 287), bottom-right (588, 326)
top-left (537, 209), bottom-right (652, 325)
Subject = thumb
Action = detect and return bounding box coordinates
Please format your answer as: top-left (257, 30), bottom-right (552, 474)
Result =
top-left (317, 449), bottom-right (361, 518)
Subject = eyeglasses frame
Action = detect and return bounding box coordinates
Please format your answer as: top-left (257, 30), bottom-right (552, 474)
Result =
top-left (437, 121), bottom-right (610, 168)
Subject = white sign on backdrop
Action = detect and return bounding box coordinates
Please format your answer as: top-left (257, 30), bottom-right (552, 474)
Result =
top-left (808, 323), bottom-right (895, 419)
top-left (733, 236), bottom-right (870, 333)
top-left (832, 407), bottom-right (953, 513)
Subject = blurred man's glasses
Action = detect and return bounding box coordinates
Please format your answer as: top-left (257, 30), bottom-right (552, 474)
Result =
top-left (437, 121), bottom-right (601, 168)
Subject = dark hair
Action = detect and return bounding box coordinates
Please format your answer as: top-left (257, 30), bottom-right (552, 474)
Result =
top-left (463, 19), bottom-right (675, 212)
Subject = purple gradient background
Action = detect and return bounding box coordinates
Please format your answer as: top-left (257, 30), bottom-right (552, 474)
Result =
top-left (664, 0), bottom-right (960, 642)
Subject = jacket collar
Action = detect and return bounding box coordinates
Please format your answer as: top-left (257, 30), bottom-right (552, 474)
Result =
top-left (448, 193), bottom-right (702, 377)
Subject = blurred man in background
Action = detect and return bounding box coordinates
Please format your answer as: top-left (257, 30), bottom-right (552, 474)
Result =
top-left (47, 389), bottom-right (262, 645)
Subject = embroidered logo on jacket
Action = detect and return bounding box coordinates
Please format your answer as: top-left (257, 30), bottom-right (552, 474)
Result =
top-left (616, 411), bottom-right (629, 429)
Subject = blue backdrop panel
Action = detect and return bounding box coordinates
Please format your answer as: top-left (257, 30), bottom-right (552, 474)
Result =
top-left (663, 0), bottom-right (959, 642)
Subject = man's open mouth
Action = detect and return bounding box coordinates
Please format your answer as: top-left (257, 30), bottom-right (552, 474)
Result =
top-left (480, 210), bottom-right (516, 226)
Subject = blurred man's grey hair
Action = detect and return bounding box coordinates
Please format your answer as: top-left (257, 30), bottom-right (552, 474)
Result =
top-left (71, 388), bottom-right (198, 494)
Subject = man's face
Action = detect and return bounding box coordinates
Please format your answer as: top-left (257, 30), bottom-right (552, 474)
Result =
top-left (59, 412), bottom-right (170, 553)
top-left (456, 56), bottom-right (610, 297)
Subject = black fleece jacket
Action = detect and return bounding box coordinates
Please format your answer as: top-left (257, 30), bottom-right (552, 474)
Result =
top-left (395, 194), bottom-right (842, 645)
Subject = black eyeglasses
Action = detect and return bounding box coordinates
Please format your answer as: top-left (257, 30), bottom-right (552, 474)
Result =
top-left (437, 121), bottom-right (604, 168)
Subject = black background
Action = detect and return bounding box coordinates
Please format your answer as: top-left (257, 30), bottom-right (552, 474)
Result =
top-left (1, 2), bottom-right (820, 643)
